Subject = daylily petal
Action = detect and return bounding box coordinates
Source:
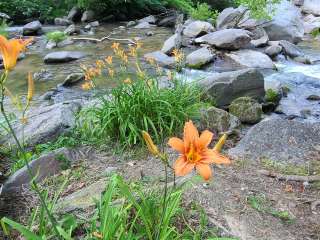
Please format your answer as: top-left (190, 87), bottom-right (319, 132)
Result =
top-left (200, 149), bottom-right (231, 165)
top-left (198, 130), bottom-right (213, 150)
top-left (183, 121), bottom-right (199, 149)
top-left (174, 157), bottom-right (194, 176)
top-left (168, 137), bottom-right (185, 153)
top-left (196, 163), bottom-right (212, 181)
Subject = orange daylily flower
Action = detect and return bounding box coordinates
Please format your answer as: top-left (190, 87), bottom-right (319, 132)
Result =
top-left (0, 36), bottom-right (33, 71)
top-left (168, 121), bottom-right (230, 181)
top-left (105, 56), bottom-right (113, 65)
top-left (111, 42), bottom-right (120, 50)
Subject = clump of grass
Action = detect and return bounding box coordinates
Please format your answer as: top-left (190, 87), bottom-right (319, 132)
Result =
top-left (46, 31), bottom-right (67, 43)
top-left (189, 3), bottom-right (219, 22)
top-left (265, 89), bottom-right (281, 104)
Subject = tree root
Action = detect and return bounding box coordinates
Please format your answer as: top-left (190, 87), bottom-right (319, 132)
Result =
top-left (72, 35), bottom-right (136, 44)
top-left (258, 170), bottom-right (320, 182)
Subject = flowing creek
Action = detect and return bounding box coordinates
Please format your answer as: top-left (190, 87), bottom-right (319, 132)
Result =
top-left (5, 24), bottom-right (320, 122)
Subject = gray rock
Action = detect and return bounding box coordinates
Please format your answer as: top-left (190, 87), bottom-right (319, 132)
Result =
top-left (303, 14), bottom-right (320, 34)
top-left (302, 0), bottom-right (320, 16)
top-left (23, 20), bottom-right (42, 36)
top-left (81, 10), bottom-right (95, 22)
top-left (225, 50), bottom-right (275, 69)
top-left (229, 97), bottom-right (263, 124)
top-left (307, 94), bottom-right (320, 101)
top-left (250, 27), bottom-right (269, 48)
top-left (265, 45), bottom-right (283, 58)
top-left (186, 47), bottom-right (215, 68)
top-left (138, 15), bottom-right (156, 24)
top-left (134, 22), bottom-right (155, 29)
top-left (46, 40), bottom-right (57, 49)
top-left (127, 21), bottom-right (136, 27)
top-left (2, 148), bottom-right (74, 193)
top-left (216, 6), bottom-right (247, 30)
top-left (279, 40), bottom-right (304, 58)
top-left (293, 56), bottom-right (311, 64)
top-left (64, 24), bottom-right (78, 35)
top-left (62, 73), bottom-right (85, 87)
top-left (33, 69), bottom-right (54, 82)
top-left (0, 102), bottom-right (81, 147)
top-left (144, 51), bottom-right (175, 68)
top-left (89, 21), bottom-right (99, 27)
top-left (54, 18), bottom-right (72, 26)
top-left (161, 34), bottom-right (181, 54)
top-left (183, 20), bottom-right (214, 38)
top-left (195, 106), bottom-right (240, 135)
top-left (145, 31), bottom-right (154, 36)
top-left (263, 0), bottom-right (304, 43)
top-left (57, 38), bottom-right (74, 48)
top-left (67, 6), bottom-right (81, 21)
top-left (229, 118), bottom-right (320, 166)
top-left (294, 0), bottom-right (304, 6)
top-left (195, 29), bottom-right (251, 50)
top-left (199, 69), bottom-right (265, 107)
top-left (0, 12), bottom-right (10, 20)
top-left (44, 51), bottom-right (86, 64)
top-left (158, 15), bottom-right (177, 27)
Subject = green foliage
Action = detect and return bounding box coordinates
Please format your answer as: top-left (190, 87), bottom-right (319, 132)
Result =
top-left (46, 31), bottom-right (67, 43)
top-left (311, 28), bottom-right (320, 38)
top-left (235, 0), bottom-right (280, 20)
top-left (76, 78), bottom-right (205, 148)
top-left (189, 2), bottom-right (219, 21)
top-left (265, 89), bottom-right (280, 103)
top-left (0, 20), bottom-right (8, 37)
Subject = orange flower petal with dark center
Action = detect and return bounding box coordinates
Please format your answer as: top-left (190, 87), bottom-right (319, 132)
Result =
top-left (168, 137), bottom-right (184, 153)
top-left (200, 149), bottom-right (231, 165)
top-left (198, 130), bottom-right (213, 150)
top-left (196, 163), bottom-right (212, 181)
top-left (173, 157), bottom-right (194, 176)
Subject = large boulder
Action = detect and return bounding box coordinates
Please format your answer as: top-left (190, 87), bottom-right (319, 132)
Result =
top-left (250, 27), bottom-right (269, 47)
top-left (225, 50), bottom-right (275, 69)
top-left (263, 0), bottom-right (304, 43)
top-left (183, 20), bottom-right (214, 38)
top-left (186, 47), bottom-right (215, 68)
top-left (2, 148), bottom-right (74, 193)
top-left (195, 29), bottom-right (251, 50)
top-left (216, 6), bottom-right (247, 30)
top-left (134, 22), bottom-right (155, 29)
top-left (195, 106), bottom-right (240, 135)
top-left (23, 20), bottom-right (42, 36)
top-left (67, 6), bottom-right (82, 21)
top-left (302, 0), bottom-right (320, 16)
top-left (199, 69), bottom-right (265, 107)
top-left (265, 45), bottom-right (283, 58)
top-left (138, 15), bottom-right (156, 24)
top-left (229, 97), bottom-right (263, 124)
top-left (0, 102), bottom-right (81, 147)
top-left (279, 40), bottom-right (304, 58)
top-left (81, 10), bottom-right (95, 22)
top-left (144, 51), bottom-right (175, 68)
top-left (229, 118), bottom-right (320, 166)
top-left (54, 17), bottom-right (72, 26)
top-left (44, 51), bottom-right (86, 64)
top-left (161, 34), bottom-right (181, 54)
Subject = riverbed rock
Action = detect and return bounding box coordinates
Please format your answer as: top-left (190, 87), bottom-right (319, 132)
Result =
top-left (138, 15), bottom-right (156, 24)
top-left (44, 51), bottom-right (86, 64)
top-left (186, 47), bottom-right (215, 68)
top-left (23, 20), bottom-right (42, 36)
top-left (62, 73), bottom-right (85, 87)
top-left (229, 118), bottom-right (320, 166)
top-left (144, 51), bottom-right (175, 68)
top-left (0, 12), bottom-right (10, 20)
top-left (294, 0), bottom-right (304, 6)
top-left (216, 6), bottom-right (247, 30)
top-left (263, 0), bottom-right (304, 43)
top-left (199, 69), bottom-right (265, 107)
top-left (81, 10), bottom-right (95, 22)
top-left (250, 27), bottom-right (269, 48)
top-left (67, 6), bottom-right (82, 21)
top-left (265, 45), bottom-right (283, 58)
top-left (54, 17), bottom-right (72, 26)
top-left (134, 22), bottom-right (155, 29)
top-left (57, 38), bottom-right (74, 48)
top-left (183, 20), bottom-right (214, 38)
top-left (225, 50), bottom-right (275, 69)
top-left (279, 40), bottom-right (304, 58)
top-left (64, 24), bottom-right (78, 35)
top-left (303, 14), bottom-right (320, 34)
top-left (302, 0), bottom-right (320, 16)
top-left (157, 15), bottom-right (177, 27)
top-left (229, 97), bottom-right (263, 124)
top-left (0, 102), bottom-right (81, 147)
top-left (307, 94), bottom-right (320, 101)
top-left (195, 106), bottom-right (240, 135)
top-left (161, 34), bottom-right (181, 54)
top-left (195, 29), bottom-right (251, 50)
top-left (2, 148), bottom-right (74, 193)
top-left (46, 40), bottom-right (57, 49)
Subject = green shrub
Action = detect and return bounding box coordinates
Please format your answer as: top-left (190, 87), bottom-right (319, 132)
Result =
top-left (189, 2), bottom-right (219, 21)
top-left (0, 20), bottom-right (8, 37)
top-left (265, 89), bottom-right (280, 103)
top-left (46, 31), bottom-right (67, 43)
top-left (235, 0), bottom-right (280, 20)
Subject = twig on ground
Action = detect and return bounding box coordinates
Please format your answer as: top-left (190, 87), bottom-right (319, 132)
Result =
top-left (258, 170), bottom-right (320, 182)
top-left (72, 35), bottom-right (136, 44)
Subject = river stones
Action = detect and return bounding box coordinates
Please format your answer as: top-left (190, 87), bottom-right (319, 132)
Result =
top-left (67, 6), bottom-right (82, 21)
top-left (134, 22), bottom-right (155, 29)
top-left (229, 97), bottom-right (263, 124)
top-left (62, 73), bottom-right (85, 87)
top-left (81, 10), bottom-right (95, 22)
top-left (195, 29), bottom-right (251, 50)
top-left (44, 51), bottom-right (86, 63)
top-left (250, 27), bottom-right (269, 48)
top-left (263, 0), bottom-right (304, 43)
top-left (225, 50), bottom-right (275, 69)
top-left (186, 47), bottom-right (215, 69)
top-left (183, 20), bottom-right (214, 38)
top-left (138, 15), bottom-right (156, 24)
top-left (199, 68), bottom-right (265, 107)
top-left (161, 34), bottom-right (181, 54)
top-left (23, 20), bottom-right (42, 36)
top-left (54, 17), bottom-right (72, 26)
top-left (279, 40), bottom-right (304, 58)
top-left (302, 0), bottom-right (320, 16)
top-left (216, 6), bottom-right (247, 30)
top-left (144, 51), bottom-right (175, 68)
top-left (265, 45), bottom-right (283, 58)
top-left (229, 118), bottom-right (320, 166)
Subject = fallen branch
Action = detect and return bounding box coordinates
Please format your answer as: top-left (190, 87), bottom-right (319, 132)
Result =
top-left (258, 170), bottom-right (320, 182)
top-left (72, 35), bottom-right (136, 44)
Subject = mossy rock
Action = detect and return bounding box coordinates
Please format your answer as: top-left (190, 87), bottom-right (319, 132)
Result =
top-left (229, 97), bottom-right (262, 124)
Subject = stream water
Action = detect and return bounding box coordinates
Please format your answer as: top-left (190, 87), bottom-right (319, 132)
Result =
top-left (5, 24), bottom-right (320, 122)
